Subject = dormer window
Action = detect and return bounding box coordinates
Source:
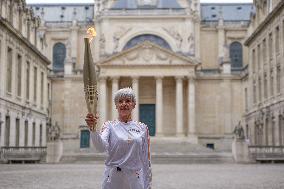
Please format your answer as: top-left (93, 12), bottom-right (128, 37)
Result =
top-left (138, 0), bottom-right (157, 7)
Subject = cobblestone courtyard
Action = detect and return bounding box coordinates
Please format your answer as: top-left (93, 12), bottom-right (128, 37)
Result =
top-left (0, 163), bottom-right (284, 189)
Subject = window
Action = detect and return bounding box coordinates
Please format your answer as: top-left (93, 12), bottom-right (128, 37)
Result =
top-left (262, 39), bottom-right (266, 64)
top-left (17, 54), bottom-right (22, 97)
top-left (19, 11), bottom-right (22, 32)
top-left (270, 70), bottom-right (274, 97)
top-left (264, 73), bottom-right (268, 99)
top-left (258, 78), bottom-right (262, 102)
top-left (39, 124), bottom-right (42, 146)
top-left (252, 49), bottom-right (256, 72)
top-left (24, 120), bottom-right (28, 146)
top-left (272, 118), bottom-right (275, 146)
top-left (26, 61), bottom-right (30, 100)
top-left (34, 66), bottom-right (37, 102)
top-left (0, 40), bottom-right (1, 75)
top-left (15, 118), bottom-right (20, 147)
top-left (32, 122), bottom-right (36, 146)
top-left (123, 34), bottom-right (171, 50)
top-left (283, 20), bottom-right (284, 54)
top-left (40, 72), bottom-right (44, 105)
top-left (6, 47), bottom-right (12, 93)
top-left (206, 143), bottom-right (214, 150)
top-left (276, 27), bottom-right (280, 54)
top-left (276, 66), bottom-right (281, 93)
top-left (269, 33), bottom-right (273, 60)
top-left (229, 42), bottom-right (243, 69)
top-left (279, 115), bottom-right (283, 146)
top-left (53, 43), bottom-right (66, 72)
top-left (27, 19), bottom-right (30, 41)
top-left (268, 0), bottom-right (273, 13)
top-left (246, 124), bottom-right (249, 139)
top-left (9, 1), bottom-right (13, 23)
top-left (80, 130), bottom-right (90, 148)
top-left (47, 83), bottom-right (50, 103)
top-left (5, 116), bottom-right (10, 146)
top-left (257, 44), bottom-right (261, 70)
top-left (265, 118), bottom-right (269, 145)
top-left (0, 115), bottom-right (2, 144)
top-left (253, 80), bottom-right (256, 104)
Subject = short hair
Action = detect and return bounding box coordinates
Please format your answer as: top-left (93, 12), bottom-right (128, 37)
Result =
top-left (114, 87), bottom-right (136, 104)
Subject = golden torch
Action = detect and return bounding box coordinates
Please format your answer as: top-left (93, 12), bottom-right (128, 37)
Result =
top-left (83, 27), bottom-right (97, 131)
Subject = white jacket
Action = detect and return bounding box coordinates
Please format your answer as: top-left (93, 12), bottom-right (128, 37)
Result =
top-left (90, 120), bottom-right (152, 189)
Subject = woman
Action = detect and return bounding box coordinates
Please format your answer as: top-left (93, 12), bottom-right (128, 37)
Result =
top-left (85, 87), bottom-right (152, 189)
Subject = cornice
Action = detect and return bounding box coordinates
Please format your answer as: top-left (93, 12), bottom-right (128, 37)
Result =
top-left (245, 1), bottom-right (284, 46)
top-left (0, 17), bottom-right (51, 66)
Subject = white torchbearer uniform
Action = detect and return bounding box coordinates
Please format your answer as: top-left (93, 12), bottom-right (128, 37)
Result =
top-left (90, 120), bottom-right (152, 189)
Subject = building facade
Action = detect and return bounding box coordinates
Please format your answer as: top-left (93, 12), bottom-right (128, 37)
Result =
top-left (30, 0), bottom-right (253, 156)
top-left (0, 0), bottom-right (50, 162)
top-left (245, 0), bottom-right (284, 149)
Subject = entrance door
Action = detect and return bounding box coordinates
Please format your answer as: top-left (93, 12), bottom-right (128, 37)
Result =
top-left (80, 130), bottom-right (90, 148)
top-left (139, 104), bottom-right (156, 136)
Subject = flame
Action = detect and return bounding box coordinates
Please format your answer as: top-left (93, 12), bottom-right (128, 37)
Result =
top-left (87, 27), bottom-right (97, 43)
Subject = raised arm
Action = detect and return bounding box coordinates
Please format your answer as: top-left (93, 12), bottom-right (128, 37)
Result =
top-left (85, 113), bottom-right (110, 152)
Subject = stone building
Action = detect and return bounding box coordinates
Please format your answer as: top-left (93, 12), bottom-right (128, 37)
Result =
top-left (0, 0), bottom-right (50, 162)
top-left (244, 0), bottom-right (284, 150)
top-left (30, 0), bottom-right (253, 157)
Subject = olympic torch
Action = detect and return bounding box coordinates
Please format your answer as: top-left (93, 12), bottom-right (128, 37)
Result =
top-left (83, 27), bottom-right (97, 131)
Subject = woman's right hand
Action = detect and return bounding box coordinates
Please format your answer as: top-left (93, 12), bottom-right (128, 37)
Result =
top-left (85, 113), bottom-right (99, 131)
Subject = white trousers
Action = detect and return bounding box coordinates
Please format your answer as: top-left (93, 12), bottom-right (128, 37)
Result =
top-left (102, 166), bottom-right (144, 189)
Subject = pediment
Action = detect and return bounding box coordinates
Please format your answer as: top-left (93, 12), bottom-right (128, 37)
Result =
top-left (98, 41), bottom-right (199, 67)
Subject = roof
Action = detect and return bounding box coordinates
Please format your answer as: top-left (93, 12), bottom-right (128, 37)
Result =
top-left (28, 4), bottom-right (94, 23)
top-left (201, 3), bottom-right (254, 21)
top-left (111, 0), bottom-right (182, 9)
top-left (28, 3), bottom-right (254, 22)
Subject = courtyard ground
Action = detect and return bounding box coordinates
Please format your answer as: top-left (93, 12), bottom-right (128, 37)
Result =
top-left (0, 163), bottom-right (284, 189)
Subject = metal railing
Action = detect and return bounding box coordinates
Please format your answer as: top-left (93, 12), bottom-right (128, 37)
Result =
top-left (248, 146), bottom-right (284, 161)
top-left (1, 147), bottom-right (47, 163)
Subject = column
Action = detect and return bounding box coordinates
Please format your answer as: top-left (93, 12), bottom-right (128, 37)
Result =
top-left (274, 113), bottom-right (280, 146)
top-left (176, 77), bottom-right (184, 136)
top-left (28, 118), bottom-right (33, 147)
top-left (42, 120), bottom-right (47, 147)
top-left (188, 77), bottom-right (198, 143)
top-left (111, 77), bottom-right (119, 120)
top-left (132, 77), bottom-right (139, 121)
top-left (71, 22), bottom-right (79, 59)
top-left (155, 77), bottom-right (163, 136)
top-left (99, 77), bottom-right (107, 127)
top-left (217, 18), bottom-right (225, 61)
top-left (0, 33), bottom-right (5, 96)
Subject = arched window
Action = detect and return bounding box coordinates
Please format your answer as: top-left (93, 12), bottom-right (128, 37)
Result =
top-left (123, 34), bottom-right (171, 50)
top-left (230, 42), bottom-right (243, 69)
top-left (53, 42), bottom-right (66, 72)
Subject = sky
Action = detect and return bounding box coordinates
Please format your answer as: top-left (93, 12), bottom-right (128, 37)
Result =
top-left (26, 0), bottom-right (253, 4)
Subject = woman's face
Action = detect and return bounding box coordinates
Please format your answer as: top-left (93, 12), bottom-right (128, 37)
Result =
top-left (116, 97), bottom-right (135, 118)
